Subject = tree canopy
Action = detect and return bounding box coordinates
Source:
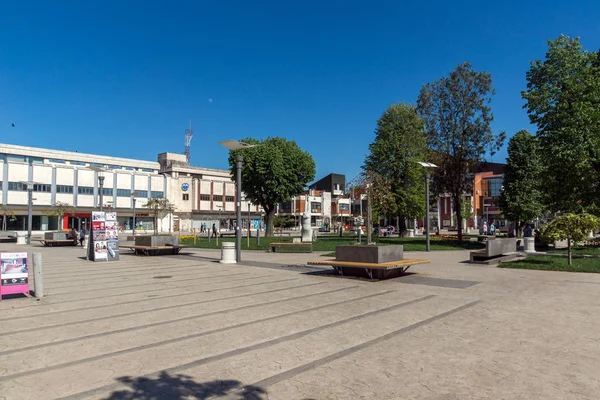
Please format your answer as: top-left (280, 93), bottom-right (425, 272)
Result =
top-left (498, 130), bottom-right (545, 232)
top-left (522, 35), bottom-right (600, 213)
top-left (228, 137), bottom-right (315, 236)
top-left (144, 198), bottom-right (174, 235)
top-left (363, 103), bottom-right (427, 233)
top-left (43, 201), bottom-right (74, 230)
top-left (542, 213), bottom-right (600, 265)
top-left (417, 62), bottom-right (505, 240)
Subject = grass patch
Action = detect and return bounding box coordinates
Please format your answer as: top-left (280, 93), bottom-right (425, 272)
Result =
top-left (499, 255), bottom-right (600, 273)
top-left (179, 235), bottom-right (484, 252)
top-left (547, 247), bottom-right (600, 256)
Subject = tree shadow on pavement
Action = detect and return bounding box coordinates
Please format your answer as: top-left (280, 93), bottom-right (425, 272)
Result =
top-left (103, 371), bottom-right (267, 400)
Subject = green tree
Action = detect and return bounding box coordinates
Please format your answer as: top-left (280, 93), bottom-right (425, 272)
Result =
top-left (0, 205), bottom-right (16, 231)
top-left (460, 197), bottom-right (474, 230)
top-left (499, 130), bottom-right (545, 235)
top-left (143, 198), bottom-right (174, 235)
top-left (417, 62), bottom-right (506, 241)
top-left (228, 137), bottom-right (316, 237)
top-left (542, 213), bottom-right (600, 265)
top-left (43, 201), bottom-right (74, 230)
top-left (522, 35), bottom-right (600, 212)
top-left (363, 103), bottom-right (427, 235)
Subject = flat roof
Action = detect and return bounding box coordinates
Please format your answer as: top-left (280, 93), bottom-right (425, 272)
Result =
top-left (0, 143), bottom-right (159, 169)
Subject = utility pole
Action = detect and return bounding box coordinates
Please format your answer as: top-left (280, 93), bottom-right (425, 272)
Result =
top-left (366, 183), bottom-right (372, 244)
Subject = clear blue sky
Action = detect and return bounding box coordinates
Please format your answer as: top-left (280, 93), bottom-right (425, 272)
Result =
top-left (1, 1), bottom-right (599, 183)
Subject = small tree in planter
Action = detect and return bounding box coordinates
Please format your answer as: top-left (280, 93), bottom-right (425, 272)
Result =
top-left (43, 202), bottom-right (74, 231)
top-left (542, 213), bottom-right (600, 265)
top-left (144, 198), bottom-right (175, 235)
top-left (0, 205), bottom-right (16, 231)
top-left (461, 199), bottom-right (474, 233)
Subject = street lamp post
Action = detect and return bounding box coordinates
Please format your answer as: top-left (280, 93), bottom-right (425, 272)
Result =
top-left (130, 190), bottom-right (141, 235)
top-left (219, 139), bottom-right (260, 263)
top-left (418, 162), bottom-right (438, 252)
top-left (132, 197), bottom-right (137, 234)
top-left (366, 183), bottom-right (372, 244)
top-left (98, 176), bottom-right (105, 212)
top-left (26, 182), bottom-right (33, 244)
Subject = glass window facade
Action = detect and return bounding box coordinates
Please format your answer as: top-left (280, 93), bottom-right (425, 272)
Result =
top-left (78, 186), bottom-right (94, 195)
top-left (150, 191), bottom-right (164, 198)
top-left (102, 188), bottom-right (113, 196)
top-left (116, 189), bottom-right (131, 197)
top-left (57, 185), bottom-right (73, 194)
top-left (488, 178), bottom-right (504, 197)
top-left (311, 202), bottom-right (322, 213)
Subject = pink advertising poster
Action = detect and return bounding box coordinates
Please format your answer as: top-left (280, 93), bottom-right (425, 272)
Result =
top-left (0, 252), bottom-right (29, 298)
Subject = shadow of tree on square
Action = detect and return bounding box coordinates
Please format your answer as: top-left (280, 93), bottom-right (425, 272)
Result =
top-left (103, 371), bottom-right (267, 400)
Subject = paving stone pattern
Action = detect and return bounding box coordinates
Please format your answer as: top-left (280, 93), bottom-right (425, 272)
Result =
top-left (0, 245), bottom-right (599, 399)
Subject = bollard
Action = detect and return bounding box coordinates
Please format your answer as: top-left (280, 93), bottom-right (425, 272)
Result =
top-left (33, 252), bottom-right (43, 298)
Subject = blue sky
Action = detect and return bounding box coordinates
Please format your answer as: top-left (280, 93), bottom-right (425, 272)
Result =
top-left (1, 1), bottom-right (599, 183)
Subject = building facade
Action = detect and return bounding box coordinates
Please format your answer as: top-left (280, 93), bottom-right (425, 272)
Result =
top-left (0, 144), bottom-right (261, 234)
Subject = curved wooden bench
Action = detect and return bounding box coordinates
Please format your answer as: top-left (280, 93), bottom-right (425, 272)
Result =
top-left (308, 259), bottom-right (430, 280)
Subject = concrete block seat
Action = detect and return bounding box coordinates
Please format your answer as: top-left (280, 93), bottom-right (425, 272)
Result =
top-left (39, 232), bottom-right (77, 247)
top-left (469, 237), bottom-right (518, 264)
top-left (308, 245), bottom-right (430, 280)
top-left (120, 235), bottom-right (193, 256)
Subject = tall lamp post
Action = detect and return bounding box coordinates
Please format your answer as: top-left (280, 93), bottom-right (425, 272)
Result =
top-left (418, 162), bottom-right (438, 252)
top-left (19, 181), bottom-right (40, 244)
top-left (219, 139), bottom-right (259, 263)
top-left (89, 167), bottom-right (107, 212)
top-left (130, 191), bottom-right (141, 235)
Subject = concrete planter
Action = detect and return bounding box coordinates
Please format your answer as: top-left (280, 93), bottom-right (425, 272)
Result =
top-left (335, 245), bottom-right (404, 264)
top-left (134, 235), bottom-right (178, 247)
top-left (45, 232), bottom-right (68, 240)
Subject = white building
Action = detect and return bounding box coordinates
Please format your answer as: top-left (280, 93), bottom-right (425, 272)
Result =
top-left (0, 144), bottom-right (261, 234)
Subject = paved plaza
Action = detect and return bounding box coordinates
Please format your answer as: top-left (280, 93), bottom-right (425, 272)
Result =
top-left (1, 244), bottom-right (599, 399)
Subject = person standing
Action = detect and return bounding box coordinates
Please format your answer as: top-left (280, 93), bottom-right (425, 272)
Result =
top-left (482, 221), bottom-right (488, 236)
top-left (79, 229), bottom-right (86, 247)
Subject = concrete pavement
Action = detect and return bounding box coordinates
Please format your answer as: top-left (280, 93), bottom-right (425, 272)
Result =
top-left (0, 243), bottom-right (599, 399)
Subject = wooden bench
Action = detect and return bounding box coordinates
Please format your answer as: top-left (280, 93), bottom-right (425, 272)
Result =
top-left (308, 259), bottom-right (430, 280)
top-left (38, 239), bottom-right (77, 247)
top-left (270, 242), bottom-right (312, 253)
top-left (120, 244), bottom-right (192, 256)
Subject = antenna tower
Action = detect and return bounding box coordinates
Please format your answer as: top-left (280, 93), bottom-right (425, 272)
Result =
top-left (184, 121), bottom-right (193, 164)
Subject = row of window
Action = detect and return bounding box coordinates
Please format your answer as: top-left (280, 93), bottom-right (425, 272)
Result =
top-left (0, 182), bottom-right (162, 198)
top-left (198, 195), bottom-right (235, 202)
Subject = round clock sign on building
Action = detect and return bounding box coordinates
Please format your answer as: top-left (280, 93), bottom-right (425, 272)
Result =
top-left (181, 183), bottom-right (189, 192)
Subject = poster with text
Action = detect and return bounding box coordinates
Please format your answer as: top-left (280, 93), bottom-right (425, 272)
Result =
top-left (92, 212), bottom-right (106, 222)
top-left (94, 241), bottom-right (108, 260)
top-left (0, 252), bottom-right (29, 296)
top-left (106, 212), bottom-right (116, 221)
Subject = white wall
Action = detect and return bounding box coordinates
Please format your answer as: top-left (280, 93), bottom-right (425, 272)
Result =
top-left (56, 167), bottom-right (75, 185)
top-left (9, 163), bottom-right (29, 182)
top-left (78, 169), bottom-right (95, 188)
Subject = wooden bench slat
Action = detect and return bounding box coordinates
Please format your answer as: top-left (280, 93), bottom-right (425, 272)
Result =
top-left (308, 259), bottom-right (430, 269)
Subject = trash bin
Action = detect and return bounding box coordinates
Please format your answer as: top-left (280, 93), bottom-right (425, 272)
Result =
top-left (220, 242), bottom-right (236, 264)
top-left (16, 232), bottom-right (27, 245)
